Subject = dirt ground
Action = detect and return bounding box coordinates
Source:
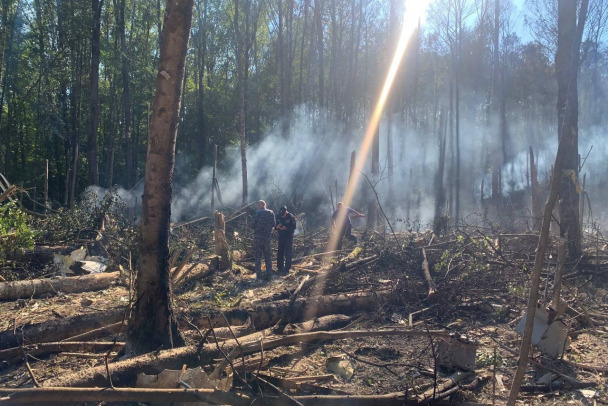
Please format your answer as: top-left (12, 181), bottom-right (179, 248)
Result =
top-left (1, 224), bottom-right (607, 405)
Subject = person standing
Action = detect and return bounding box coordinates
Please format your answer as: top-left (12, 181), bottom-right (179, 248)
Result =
top-left (251, 200), bottom-right (276, 280)
top-left (331, 202), bottom-right (365, 249)
top-left (275, 205), bottom-right (296, 274)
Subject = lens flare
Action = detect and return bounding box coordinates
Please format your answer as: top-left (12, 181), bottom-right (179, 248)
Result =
top-left (307, 1), bottom-right (433, 313)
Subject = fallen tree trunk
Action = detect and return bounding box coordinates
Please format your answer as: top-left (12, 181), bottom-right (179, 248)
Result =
top-left (0, 288), bottom-right (377, 352)
top-left (60, 321), bottom-right (126, 342)
top-left (211, 314), bottom-right (351, 340)
top-left (189, 289), bottom-right (394, 331)
top-left (0, 272), bottom-right (120, 301)
top-left (0, 387), bottom-right (488, 405)
top-left (0, 341), bottom-right (124, 363)
top-left (174, 263), bottom-right (212, 289)
top-left (0, 308), bottom-right (125, 350)
top-left (0, 387), bottom-right (251, 406)
top-left (42, 328), bottom-right (451, 388)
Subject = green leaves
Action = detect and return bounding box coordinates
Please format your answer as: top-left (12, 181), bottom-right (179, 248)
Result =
top-left (0, 202), bottom-right (36, 265)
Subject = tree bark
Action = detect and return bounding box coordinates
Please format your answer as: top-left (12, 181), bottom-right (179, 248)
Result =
top-left (0, 271), bottom-right (120, 301)
top-left (529, 146), bottom-right (542, 231)
top-left (234, 0), bottom-right (248, 206)
top-left (126, 0), bottom-right (194, 355)
top-left (117, 0), bottom-right (133, 188)
top-left (214, 211), bottom-right (232, 271)
top-left (506, 71), bottom-right (584, 404)
top-left (0, 308), bottom-right (125, 350)
top-left (556, 0), bottom-right (588, 261)
top-left (314, 0), bottom-right (325, 108)
top-left (87, 0), bottom-right (103, 186)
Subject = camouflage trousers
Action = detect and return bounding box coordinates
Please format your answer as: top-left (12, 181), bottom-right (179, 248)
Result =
top-left (254, 237), bottom-right (273, 278)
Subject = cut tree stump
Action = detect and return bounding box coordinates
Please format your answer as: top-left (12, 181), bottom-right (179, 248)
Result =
top-left (214, 210), bottom-right (232, 271)
top-left (0, 272), bottom-right (120, 301)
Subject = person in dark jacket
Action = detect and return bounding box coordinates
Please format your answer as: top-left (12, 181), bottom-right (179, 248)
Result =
top-left (275, 205), bottom-right (296, 274)
top-left (331, 202), bottom-right (364, 250)
top-left (251, 200), bottom-right (276, 280)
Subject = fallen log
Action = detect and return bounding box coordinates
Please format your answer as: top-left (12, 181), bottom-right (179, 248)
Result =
top-left (60, 321), bottom-right (126, 342)
top-left (189, 289), bottom-right (394, 331)
top-left (0, 387), bottom-right (490, 405)
top-left (0, 272), bottom-right (120, 301)
top-left (1, 288), bottom-right (371, 352)
top-left (174, 263), bottom-right (213, 289)
top-left (42, 328), bottom-right (451, 388)
top-left (0, 341), bottom-right (124, 363)
top-left (0, 308), bottom-right (125, 350)
top-left (0, 387), bottom-right (251, 406)
top-left (211, 315), bottom-right (353, 377)
top-left (211, 314), bottom-right (351, 341)
top-left (415, 370), bottom-right (474, 402)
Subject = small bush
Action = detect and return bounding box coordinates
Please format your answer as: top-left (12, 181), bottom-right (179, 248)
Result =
top-left (0, 202), bottom-right (36, 265)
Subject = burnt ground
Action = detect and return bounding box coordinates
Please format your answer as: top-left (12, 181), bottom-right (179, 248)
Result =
top-left (1, 219), bottom-right (608, 405)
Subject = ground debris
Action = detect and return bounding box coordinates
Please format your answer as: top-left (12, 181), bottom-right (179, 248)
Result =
top-left (0, 219), bottom-right (607, 406)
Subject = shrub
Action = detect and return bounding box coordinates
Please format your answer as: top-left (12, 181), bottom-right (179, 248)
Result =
top-left (0, 202), bottom-right (36, 265)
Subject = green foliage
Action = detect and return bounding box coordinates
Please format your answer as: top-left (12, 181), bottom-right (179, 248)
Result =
top-left (0, 202), bottom-right (37, 265)
top-left (476, 348), bottom-right (504, 368)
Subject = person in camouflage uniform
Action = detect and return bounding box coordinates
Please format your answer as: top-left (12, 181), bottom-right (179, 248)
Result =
top-left (251, 200), bottom-right (276, 280)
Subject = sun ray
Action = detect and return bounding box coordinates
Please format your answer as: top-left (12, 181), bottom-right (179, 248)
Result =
top-left (306, 1), bottom-right (434, 314)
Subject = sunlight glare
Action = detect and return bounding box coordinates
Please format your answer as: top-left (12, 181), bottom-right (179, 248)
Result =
top-left (307, 1), bottom-right (434, 315)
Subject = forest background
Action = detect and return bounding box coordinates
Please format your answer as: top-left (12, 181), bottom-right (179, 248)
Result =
top-left (0, 0), bottom-right (607, 230)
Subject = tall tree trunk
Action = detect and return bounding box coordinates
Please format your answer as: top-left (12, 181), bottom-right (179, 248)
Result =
top-left (491, 0), bottom-right (502, 203)
top-left (556, 0), bottom-right (587, 261)
top-left (529, 146), bottom-right (542, 231)
top-left (116, 0), bottom-right (132, 188)
top-left (297, 0), bottom-right (309, 103)
top-left (87, 0), bottom-right (103, 186)
top-left (433, 106), bottom-right (447, 235)
top-left (126, 0), bottom-right (193, 355)
top-left (314, 0), bottom-right (324, 108)
top-left (195, 0), bottom-right (208, 169)
top-left (234, 0), bottom-right (248, 206)
top-left (367, 126), bottom-right (379, 230)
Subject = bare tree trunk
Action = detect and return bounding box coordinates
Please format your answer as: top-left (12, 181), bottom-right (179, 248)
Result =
top-left (507, 1), bottom-right (589, 401)
top-left (195, 0), bottom-right (208, 169)
top-left (214, 211), bottom-right (232, 271)
top-left (87, 0), bottom-right (103, 186)
top-left (433, 106), bottom-right (447, 235)
top-left (314, 0), bottom-right (324, 108)
top-left (117, 0), bottom-right (133, 188)
top-left (556, 0), bottom-right (588, 261)
top-left (234, 0), bottom-right (248, 206)
top-left (490, 0), bottom-right (502, 204)
top-left (530, 146), bottom-right (541, 231)
top-left (126, 0), bottom-right (194, 355)
top-left (367, 126), bottom-right (379, 230)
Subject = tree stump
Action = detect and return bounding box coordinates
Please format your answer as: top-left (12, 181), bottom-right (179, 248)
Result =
top-left (214, 211), bottom-right (231, 271)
